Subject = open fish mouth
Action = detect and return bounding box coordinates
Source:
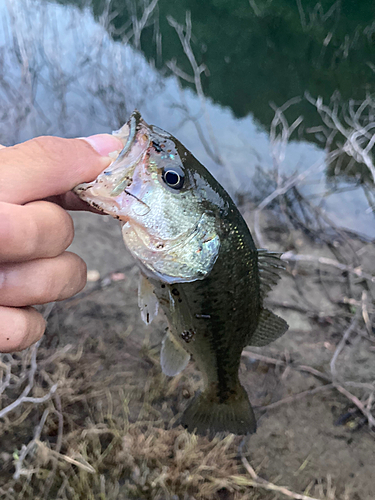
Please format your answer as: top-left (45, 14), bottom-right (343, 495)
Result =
top-left (103, 110), bottom-right (151, 196)
top-left (113, 110), bottom-right (141, 165)
top-left (74, 110), bottom-right (151, 214)
top-left (104, 110), bottom-right (144, 178)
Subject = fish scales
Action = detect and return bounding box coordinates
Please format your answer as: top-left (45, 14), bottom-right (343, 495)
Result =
top-left (74, 111), bottom-right (288, 436)
top-left (152, 207), bottom-right (261, 434)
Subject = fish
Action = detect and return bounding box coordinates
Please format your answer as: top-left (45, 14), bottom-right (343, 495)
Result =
top-left (74, 111), bottom-right (288, 435)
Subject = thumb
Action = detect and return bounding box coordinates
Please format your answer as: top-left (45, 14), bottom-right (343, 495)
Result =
top-left (0, 134), bottom-right (123, 204)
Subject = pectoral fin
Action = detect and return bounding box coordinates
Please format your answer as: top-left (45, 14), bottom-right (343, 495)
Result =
top-left (250, 308), bottom-right (289, 347)
top-left (138, 273), bottom-right (159, 324)
top-left (161, 330), bottom-right (190, 377)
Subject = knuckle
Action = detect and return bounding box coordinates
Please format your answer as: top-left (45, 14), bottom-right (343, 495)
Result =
top-left (33, 272), bottom-right (55, 304)
top-left (0, 268), bottom-right (5, 289)
top-left (60, 211), bottom-right (75, 249)
top-left (55, 253), bottom-right (87, 301)
top-left (26, 259), bottom-right (60, 304)
top-left (0, 210), bottom-right (13, 249)
top-left (23, 212), bottom-right (40, 257)
top-left (31, 136), bottom-right (57, 157)
top-left (0, 205), bottom-right (39, 259)
top-left (33, 201), bottom-right (75, 255)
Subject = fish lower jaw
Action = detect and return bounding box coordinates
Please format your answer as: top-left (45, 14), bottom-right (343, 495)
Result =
top-left (79, 194), bottom-right (130, 221)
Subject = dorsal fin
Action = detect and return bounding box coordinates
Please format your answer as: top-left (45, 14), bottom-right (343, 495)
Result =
top-left (257, 249), bottom-right (285, 298)
top-left (250, 308), bottom-right (289, 346)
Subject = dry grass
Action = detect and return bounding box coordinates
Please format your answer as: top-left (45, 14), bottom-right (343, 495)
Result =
top-left (0, 339), bottom-right (280, 500)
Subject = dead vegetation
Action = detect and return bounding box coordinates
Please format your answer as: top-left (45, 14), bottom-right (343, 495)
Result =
top-left (0, 308), bottom-right (362, 500)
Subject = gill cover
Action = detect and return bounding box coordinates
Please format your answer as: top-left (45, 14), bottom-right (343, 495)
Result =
top-left (122, 213), bottom-right (220, 283)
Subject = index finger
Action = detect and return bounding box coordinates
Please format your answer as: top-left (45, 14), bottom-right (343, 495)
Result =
top-left (0, 135), bottom-right (122, 205)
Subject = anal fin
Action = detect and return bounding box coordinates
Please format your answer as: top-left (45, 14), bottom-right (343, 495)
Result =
top-left (250, 308), bottom-right (289, 347)
top-left (161, 330), bottom-right (190, 377)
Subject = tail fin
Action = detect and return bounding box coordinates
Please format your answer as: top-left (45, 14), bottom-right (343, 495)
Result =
top-left (180, 383), bottom-right (256, 436)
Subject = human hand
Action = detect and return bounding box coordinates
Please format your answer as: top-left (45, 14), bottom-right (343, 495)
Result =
top-left (0, 134), bottom-right (122, 352)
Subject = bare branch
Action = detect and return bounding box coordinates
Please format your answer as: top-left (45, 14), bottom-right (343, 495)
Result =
top-left (0, 342), bottom-right (58, 419)
top-left (330, 316), bottom-right (359, 379)
top-left (167, 13), bottom-right (223, 166)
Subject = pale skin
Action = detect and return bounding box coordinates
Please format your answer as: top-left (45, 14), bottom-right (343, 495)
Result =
top-left (0, 134), bottom-right (123, 352)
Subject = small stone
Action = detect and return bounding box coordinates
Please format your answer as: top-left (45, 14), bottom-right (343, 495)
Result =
top-left (110, 272), bottom-right (126, 281)
top-left (87, 269), bottom-right (100, 282)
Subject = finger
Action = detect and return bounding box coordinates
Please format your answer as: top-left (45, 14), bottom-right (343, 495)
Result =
top-left (0, 252), bottom-right (87, 307)
top-left (0, 134), bottom-right (123, 204)
top-left (0, 201), bottom-right (74, 262)
top-left (0, 306), bottom-right (45, 352)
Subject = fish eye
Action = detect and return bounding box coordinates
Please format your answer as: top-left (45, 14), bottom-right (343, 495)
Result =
top-left (162, 167), bottom-right (185, 190)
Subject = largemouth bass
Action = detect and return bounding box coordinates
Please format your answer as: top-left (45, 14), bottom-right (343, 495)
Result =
top-left (74, 111), bottom-right (288, 435)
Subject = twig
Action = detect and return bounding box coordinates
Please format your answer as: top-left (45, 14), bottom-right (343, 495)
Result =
top-left (282, 251), bottom-right (375, 283)
top-left (361, 290), bottom-right (373, 335)
top-left (256, 384), bottom-right (334, 411)
top-left (13, 408), bottom-right (50, 480)
top-left (0, 360), bottom-right (12, 396)
top-left (306, 93), bottom-right (375, 184)
top-left (132, 0), bottom-right (159, 49)
top-left (42, 393), bottom-right (65, 500)
top-left (239, 454), bottom-right (321, 500)
top-left (167, 13), bottom-right (223, 166)
top-left (330, 316), bottom-right (359, 379)
top-left (333, 384), bottom-right (375, 429)
top-left (0, 341), bottom-right (58, 419)
top-left (36, 443), bottom-right (96, 473)
top-left (242, 351), bottom-right (331, 382)
top-left (254, 149), bottom-right (340, 247)
top-left (243, 350), bottom-right (375, 429)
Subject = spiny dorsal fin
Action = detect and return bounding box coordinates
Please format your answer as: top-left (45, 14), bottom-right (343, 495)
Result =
top-left (257, 249), bottom-right (285, 298)
top-left (250, 308), bottom-right (289, 347)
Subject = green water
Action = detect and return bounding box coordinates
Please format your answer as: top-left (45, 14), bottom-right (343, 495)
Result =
top-left (52, 0), bottom-right (375, 187)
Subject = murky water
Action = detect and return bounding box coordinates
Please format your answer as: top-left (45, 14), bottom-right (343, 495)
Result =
top-left (0, 0), bottom-right (374, 236)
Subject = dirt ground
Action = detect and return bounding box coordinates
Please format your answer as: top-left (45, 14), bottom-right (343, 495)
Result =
top-left (0, 206), bottom-right (374, 500)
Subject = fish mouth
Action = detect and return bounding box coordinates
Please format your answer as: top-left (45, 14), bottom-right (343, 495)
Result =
top-left (107, 111), bottom-right (150, 197)
top-left (107, 111), bottom-right (143, 174)
top-left (74, 110), bottom-right (151, 201)
top-left (73, 110), bottom-right (152, 216)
